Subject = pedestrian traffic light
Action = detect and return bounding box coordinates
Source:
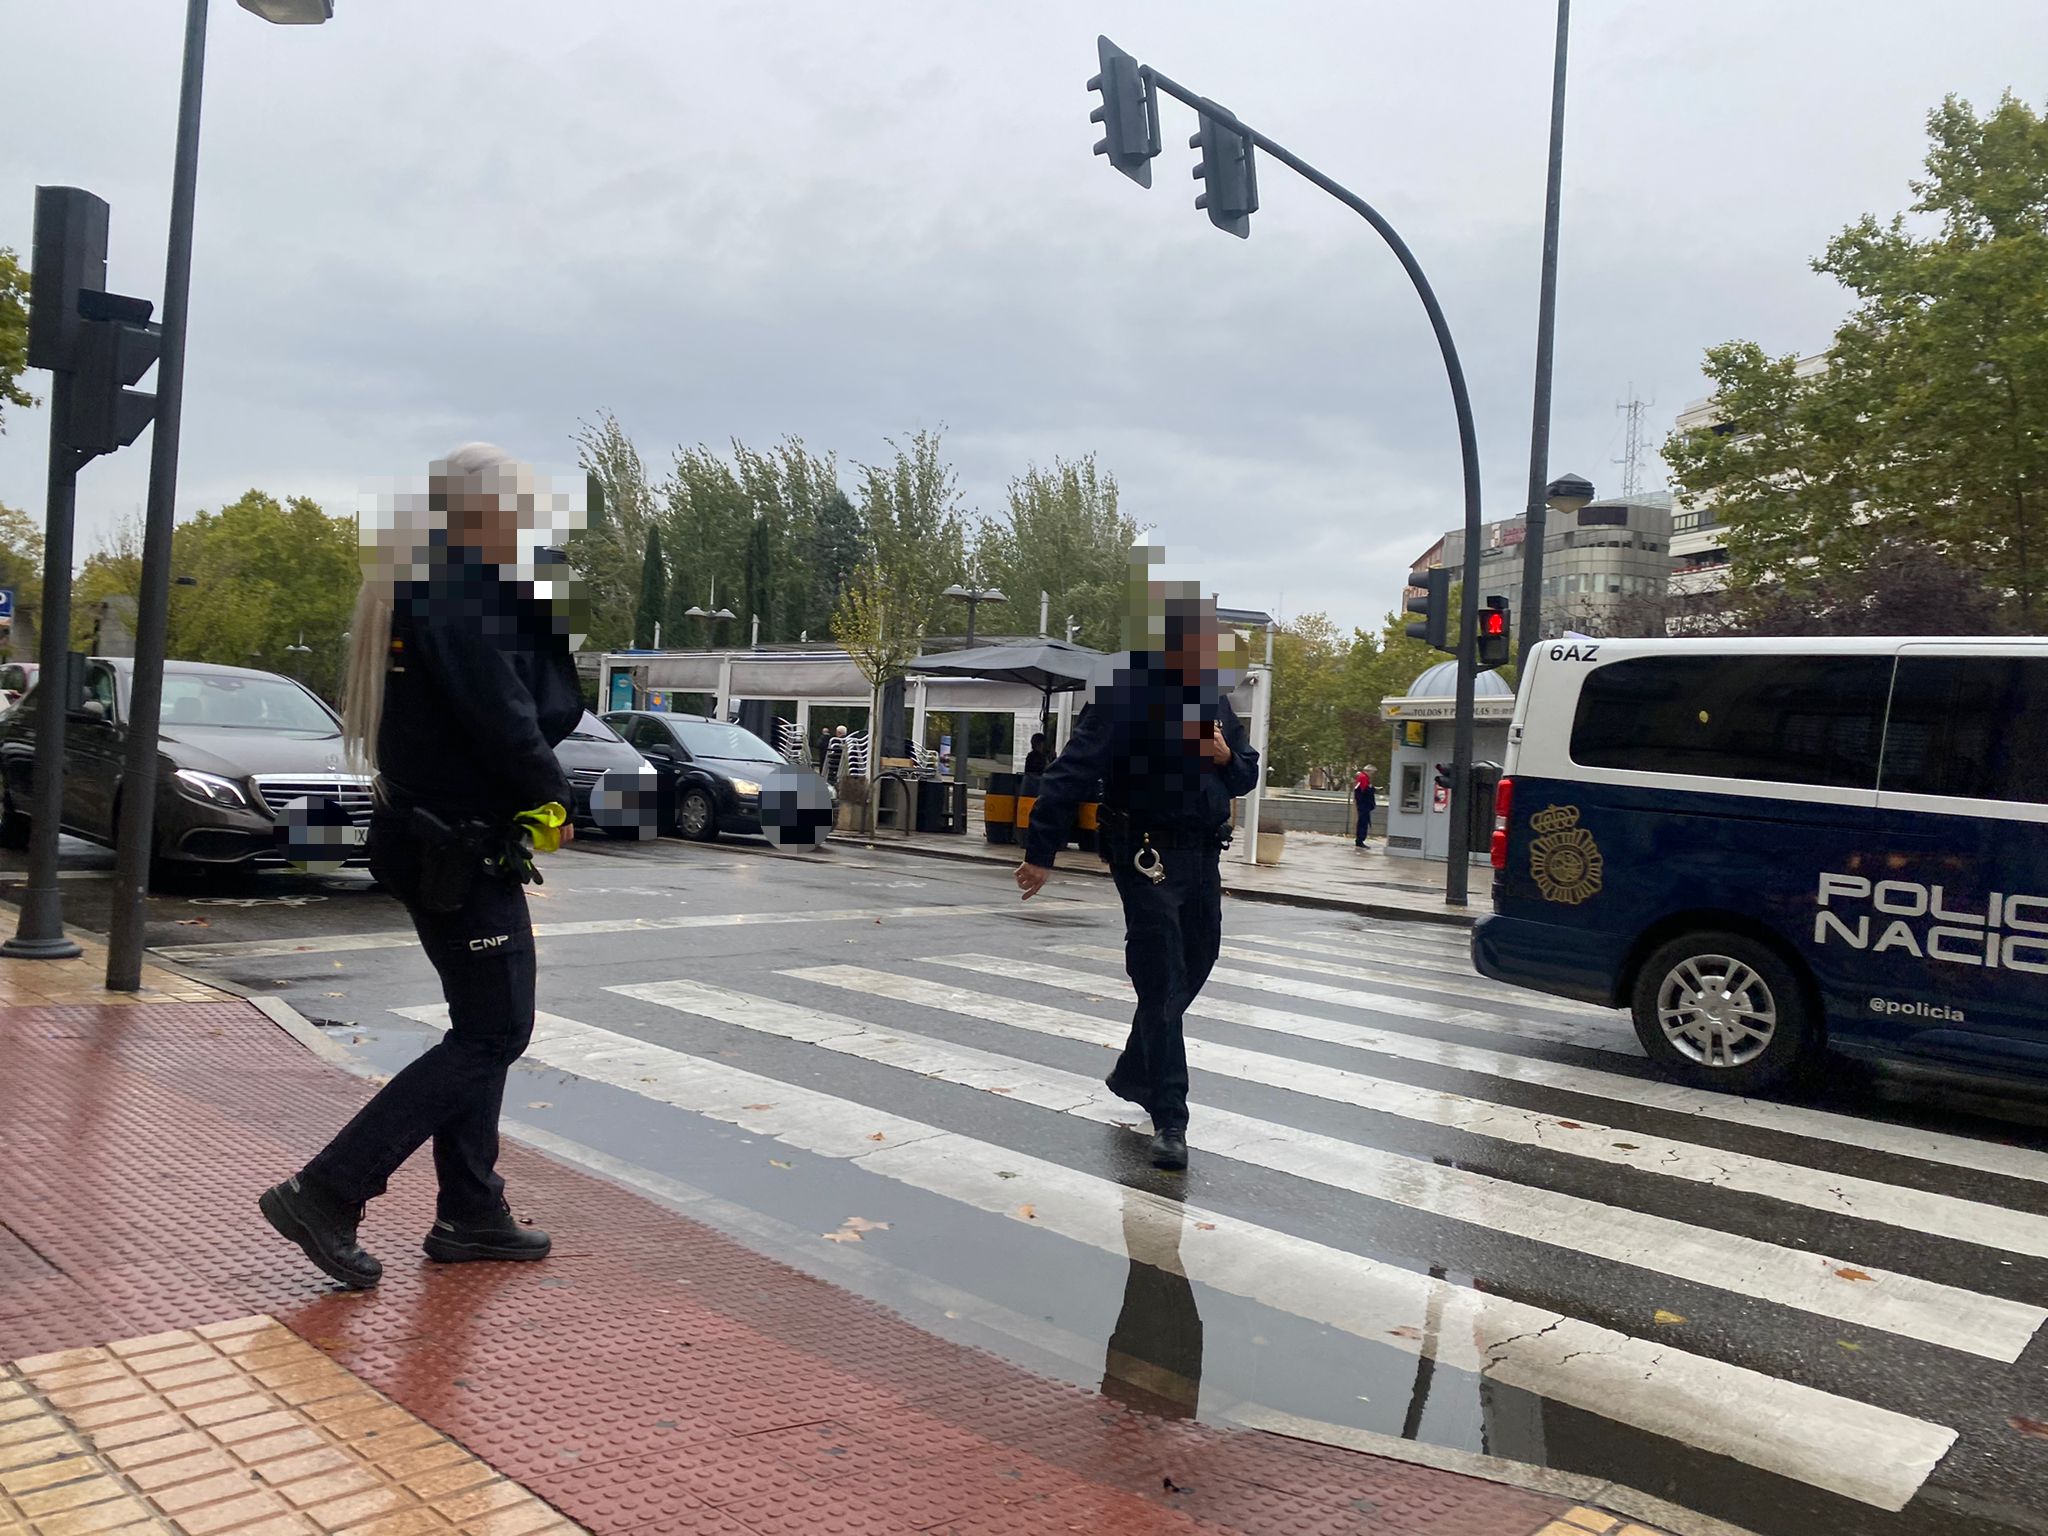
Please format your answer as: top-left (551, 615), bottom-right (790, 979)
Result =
top-left (1433, 762), bottom-right (1454, 791)
top-left (1089, 36), bottom-right (1158, 188)
top-left (1189, 100), bottom-right (1257, 238)
top-left (69, 291), bottom-right (159, 458)
top-left (1404, 567), bottom-right (1450, 653)
top-left (1477, 596), bottom-right (1511, 671)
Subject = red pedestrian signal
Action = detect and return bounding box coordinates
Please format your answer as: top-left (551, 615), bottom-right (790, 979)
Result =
top-left (1477, 596), bottom-right (1511, 671)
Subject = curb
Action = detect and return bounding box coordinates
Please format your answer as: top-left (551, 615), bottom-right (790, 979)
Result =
top-left (817, 832), bottom-right (1479, 928)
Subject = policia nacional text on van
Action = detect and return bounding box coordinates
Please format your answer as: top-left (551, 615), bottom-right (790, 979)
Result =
top-left (261, 445), bottom-right (581, 1290)
top-left (1015, 598), bottom-right (1260, 1170)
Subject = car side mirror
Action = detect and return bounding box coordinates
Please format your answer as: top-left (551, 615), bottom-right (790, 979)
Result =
top-left (73, 700), bottom-right (107, 723)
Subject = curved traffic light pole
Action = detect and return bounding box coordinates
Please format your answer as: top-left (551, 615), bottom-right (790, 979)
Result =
top-left (1133, 65), bottom-right (1486, 906)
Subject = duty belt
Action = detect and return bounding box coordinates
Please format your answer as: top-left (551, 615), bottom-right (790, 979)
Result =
top-left (1099, 808), bottom-right (1232, 851)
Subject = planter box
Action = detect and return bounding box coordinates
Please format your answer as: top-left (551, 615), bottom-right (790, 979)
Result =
top-left (1255, 828), bottom-right (1287, 866)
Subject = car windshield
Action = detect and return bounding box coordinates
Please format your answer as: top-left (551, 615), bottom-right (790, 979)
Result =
top-left (668, 719), bottom-right (780, 762)
top-left (160, 673), bottom-right (336, 732)
top-left (565, 711), bottom-right (624, 743)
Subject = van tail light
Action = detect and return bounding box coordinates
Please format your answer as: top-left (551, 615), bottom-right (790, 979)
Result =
top-left (1490, 775), bottom-right (1513, 870)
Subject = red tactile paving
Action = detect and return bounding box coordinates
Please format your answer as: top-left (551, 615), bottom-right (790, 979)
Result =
top-left (0, 998), bottom-right (1573, 1536)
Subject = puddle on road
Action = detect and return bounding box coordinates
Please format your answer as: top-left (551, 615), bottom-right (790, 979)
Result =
top-left (315, 1019), bottom-right (1997, 1536)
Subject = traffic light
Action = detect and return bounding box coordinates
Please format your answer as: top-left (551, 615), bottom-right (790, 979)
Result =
top-left (29, 186), bottom-right (159, 462)
top-left (1189, 100), bottom-right (1257, 238)
top-left (1404, 566), bottom-right (1450, 653)
top-left (1477, 596), bottom-right (1512, 671)
top-left (1433, 762), bottom-right (1454, 792)
top-left (70, 291), bottom-right (159, 457)
top-left (28, 187), bottom-right (109, 374)
top-left (1089, 36), bottom-right (1157, 188)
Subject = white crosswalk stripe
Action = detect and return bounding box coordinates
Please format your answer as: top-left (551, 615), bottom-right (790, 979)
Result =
top-left (1214, 941), bottom-right (1619, 1017)
top-left (1045, 941), bottom-right (1644, 1054)
top-left (936, 953), bottom-right (2048, 1188)
top-left (395, 997), bottom-right (1957, 1509)
top-left (611, 974), bottom-right (2044, 1361)
top-left (784, 964), bottom-right (2048, 1260)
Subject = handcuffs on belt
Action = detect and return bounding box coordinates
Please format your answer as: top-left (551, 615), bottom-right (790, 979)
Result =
top-left (1134, 834), bottom-right (1165, 885)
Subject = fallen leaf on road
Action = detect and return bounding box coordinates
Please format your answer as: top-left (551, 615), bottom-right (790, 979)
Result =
top-left (2010, 1416), bottom-right (2048, 1442)
top-left (1611, 1142), bottom-right (1639, 1150)
top-left (866, 1132), bottom-right (886, 1141)
top-left (1015, 1204), bottom-right (1037, 1221)
top-left (1653, 1309), bottom-right (1687, 1325)
top-left (987, 1086), bottom-right (1013, 1095)
top-left (325, 991), bottom-right (344, 998)
top-left (822, 1229), bottom-right (862, 1243)
top-left (743, 1104), bottom-right (774, 1112)
top-left (525, 1102), bottom-right (552, 1110)
top-left (1837, 1340), bottom-right (1863, 1352)
top-left (1833, 1267), bottom-right (1875, 1283)
top-left (174, 918), bottom-right (209, 927)
top-left (995, 1170), bottom-right (1019, 1179)
top-left (1555, 1120), bottom-right (1584, 1130)
top-left (1194, 1222), bottom-right (1216, 1231)
top-left (1386, 1325), bottom-right (1421, 1340)
top-left (770, 1159), bottom-right (793, 1169)
top-left (842, 1217), bottom-right (890, 1232)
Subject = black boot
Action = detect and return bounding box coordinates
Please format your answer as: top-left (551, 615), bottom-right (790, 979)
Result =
top-left (423, 1200), bottom-right (551, 1264)
top-left (1149, 1128), bottom-right (1189, 1171)
top-left (259, 1176), bottom-right (382, 1290)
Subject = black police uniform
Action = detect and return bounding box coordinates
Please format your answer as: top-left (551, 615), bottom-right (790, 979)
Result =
top-left (301, 540), bottom-right (582, 1227)
top-left (1023, 654), bottom-right (1259, 1134)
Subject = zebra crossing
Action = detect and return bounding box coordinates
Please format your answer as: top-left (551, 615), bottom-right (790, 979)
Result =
top-left (382, 915), bottom-right (2048, 1525)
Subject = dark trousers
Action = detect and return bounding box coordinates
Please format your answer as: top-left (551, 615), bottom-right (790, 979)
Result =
top-left (303, 816), bottom-right (535, 1222)
top-left (1107, 837), bottom-right (1223, 1133)
top-left (1355, 794), bottom-right (1375, 844)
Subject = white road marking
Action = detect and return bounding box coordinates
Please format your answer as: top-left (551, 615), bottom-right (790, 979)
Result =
top-left (940, 954), bottom-right (2048, 1190)
top-left (393, 998), bottom-right (1956, 1510)
top-left (1050, 941), bottom-right (1643, 1055)
top-left (149, 900), bottom-right (1100, 963)
top-left (618, 974), bottom-right (2044, 1361)
top-left (1214, 941), bottom-right (1617, 1018)
top-left (801, 962), bottom-right (2048, 1261)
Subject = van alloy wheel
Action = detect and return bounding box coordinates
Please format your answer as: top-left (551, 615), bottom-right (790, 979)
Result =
top-left (1656, 954), bottom-right (1776, 1069)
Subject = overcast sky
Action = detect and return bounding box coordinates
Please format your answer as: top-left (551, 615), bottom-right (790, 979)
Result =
top-left (4, 1), bottom-right (2042, 636)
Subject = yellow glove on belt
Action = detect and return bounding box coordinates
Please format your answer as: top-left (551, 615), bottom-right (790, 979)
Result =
top-left (514, 801), bottom-right (569, 854)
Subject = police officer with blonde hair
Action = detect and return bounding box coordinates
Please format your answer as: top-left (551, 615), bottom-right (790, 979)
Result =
top-left (261, 444), bottom-right (581, 1289)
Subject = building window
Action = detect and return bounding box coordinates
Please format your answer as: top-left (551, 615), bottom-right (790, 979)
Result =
top-left (1570, 655), bottom-right (1892, 788)
top-left (1578, 506), bottom-right (1628, 527)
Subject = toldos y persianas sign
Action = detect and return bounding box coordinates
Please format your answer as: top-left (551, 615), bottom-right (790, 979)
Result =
top-left (1380, 696), bottom-right (1515, 723)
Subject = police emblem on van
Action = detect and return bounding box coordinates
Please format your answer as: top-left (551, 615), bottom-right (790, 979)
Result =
top-left (1529, 805), bottom-right (1603, 905)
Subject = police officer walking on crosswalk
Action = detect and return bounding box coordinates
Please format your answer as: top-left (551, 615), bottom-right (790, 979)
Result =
top-left (260, 444), bottom-right (582, 1289)
top-left (1015, 586), bottom-right (1259, 1170)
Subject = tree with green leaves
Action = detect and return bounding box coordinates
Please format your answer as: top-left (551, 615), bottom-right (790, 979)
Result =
top-left (572, 413), bottom-right (662, 653)
top-left (634, 525), bottom-right (666, 648)
top-left (0, 249), bottom-right (33, 433)
top-left (972, 455), bottom-right (1143, 647)
top-left (853, 429), bottom-right (967, 647)
top-left (1666, 93), bottom-right (2048, 630)
top-left (0, 503), bottom-right (43, 659)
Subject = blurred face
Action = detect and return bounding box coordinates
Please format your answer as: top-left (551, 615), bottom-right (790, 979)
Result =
top-left (446, 486), bottom-right (521, 566)
top-left (1165, 613), bottom-right (1220, 683)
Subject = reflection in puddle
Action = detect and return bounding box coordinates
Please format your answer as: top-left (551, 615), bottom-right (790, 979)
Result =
top-left (1100, 1183), bottom-right (1204, 1419)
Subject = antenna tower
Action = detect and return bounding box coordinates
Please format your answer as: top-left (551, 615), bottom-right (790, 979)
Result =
top-left (1615, 384), bottom-right (1654, 498)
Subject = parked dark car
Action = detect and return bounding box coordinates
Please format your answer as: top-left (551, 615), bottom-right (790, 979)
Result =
top-left (554, 711), bottom-right (652, 837)
top-left (0, 657), bottom-right (370, 879)
top-left (603, 710), bottom-right (825, 841)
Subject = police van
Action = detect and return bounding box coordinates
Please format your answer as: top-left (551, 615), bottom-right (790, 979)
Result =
top-left (1472, 637), bottom-right (2048, 1092)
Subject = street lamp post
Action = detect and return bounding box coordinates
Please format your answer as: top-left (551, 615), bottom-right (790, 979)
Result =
top-left (103, 0), bottom-right (332, 992)
top-left (285, 628), bottom-right (312, 679)
top-left (1515, 0), bottom-right (1576, 671)
top-left (683, 577), bottom-right (736, 648)
top-left (1540, 473), bottom-right (1595, 635)
top-left (941, 583), bottom-right (1005, 785)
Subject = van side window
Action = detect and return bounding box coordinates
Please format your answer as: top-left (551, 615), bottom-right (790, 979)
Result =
top-left (1881, 657), bottom-right (2048, 805)
top-left (1569, 655), bottom-right (1891, 788)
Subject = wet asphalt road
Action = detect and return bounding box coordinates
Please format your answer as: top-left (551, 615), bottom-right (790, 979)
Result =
top-left (15, 833), bottom-right (2048, 1536)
